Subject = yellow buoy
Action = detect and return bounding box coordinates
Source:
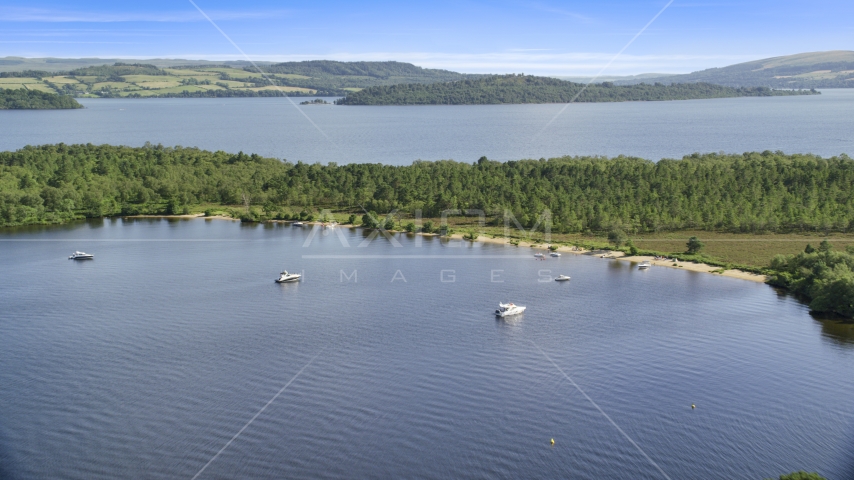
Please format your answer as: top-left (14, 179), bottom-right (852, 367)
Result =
top-left (691, 404), bottom-right (695, 409)
top-left (550, 438), bottom-right (555, 445)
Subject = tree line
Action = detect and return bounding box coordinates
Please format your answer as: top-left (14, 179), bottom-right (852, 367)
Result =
top-left (2, 144), bottom-right (853, 236)
top-left (335, 74), bottom-right (819, 105)
top-left (0, 89), bottom-right (82, 109)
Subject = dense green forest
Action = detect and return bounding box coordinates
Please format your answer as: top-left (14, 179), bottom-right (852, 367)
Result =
top-left (768, 242), bottom-right (854, 317)
top-left (0, 89), bottom-right (82, 109)
top-left (2, 144), bottom-right (852, 235)
top-left (335, 74), bottom-right (818, 105)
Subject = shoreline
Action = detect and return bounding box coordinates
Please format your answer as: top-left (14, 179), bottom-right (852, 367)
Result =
top-left (121, 214), bottom-right (766, 283)
top-left (444, 233), bottom-right (768, 283)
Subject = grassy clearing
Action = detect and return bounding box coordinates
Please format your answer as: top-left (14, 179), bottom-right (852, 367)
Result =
top-left (92, 81), bottom-right (137, 89)
top-left (135, 81), bottom-right (181, 89)
top-left (242, 85), bottom-right (314, 93)
top-left (24, 84), bottom-right (59, 93)
top-left (198, 67), bottom-right (264, 78)
top-left (0, 77), bottom-right (40, 84)
top-left (121, 75), bottom-right (172, 83)
top-left (213, 80), bottom-right (253, 88)
top-left (162, 68), bottom-right (220, 76)
top-left (45, 76), bottom-right (80, 84)
top-left (411, 216), bottom-right (854, 268)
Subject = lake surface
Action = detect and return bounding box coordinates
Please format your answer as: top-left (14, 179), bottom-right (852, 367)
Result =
top-left (1, 219), bottom-right (853, 479)
top-left (0, 90), bottom-right (852, 164)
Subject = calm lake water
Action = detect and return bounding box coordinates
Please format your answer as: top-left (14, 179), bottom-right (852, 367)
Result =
top-left (0, 90), bottom-right (852, 164)
top-left (1, 219), bottom-right (853, 479)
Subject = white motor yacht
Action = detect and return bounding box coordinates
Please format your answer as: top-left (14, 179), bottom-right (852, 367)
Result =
top-left (533, 253), bottom-right (544, 258)
top-left (293, 221), bottom-right (304, 226)
top-left (69, 251), bottom-right (93, 260)
top-left (555, 275), bottom-right (571, 281)
top-left (638, 261), bottom-right (651, 269)
top-left (550, 252), bottom-right (561, 257)
top-left (495, 302), bottom-right (526, 317)
top-left (275, 270), bottom-right (302, 283)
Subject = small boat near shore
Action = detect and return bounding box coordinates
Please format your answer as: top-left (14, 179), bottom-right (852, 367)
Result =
top-left (550, 252), bottom-right (561, 257)
top-left (275, 270), bottom-right (301, 283)
top-left (292, 221), bottom-right (305, 226)
top-left (638, 261), bottom-right (651, 269)
top-left (534, 253), bottom-right (544, 258)
top-left (68, 251), bottom-right (93, 260)
top-left (555, 275), bottom-right (571, 282)
top-left (495, 302), bottom-right (526, 317)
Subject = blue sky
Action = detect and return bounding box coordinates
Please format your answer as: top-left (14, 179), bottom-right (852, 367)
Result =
top-left (1, 1), bottom-right (852, 75)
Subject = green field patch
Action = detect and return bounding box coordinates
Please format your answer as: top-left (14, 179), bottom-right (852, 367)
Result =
top-left (197, 85), bottom-right (225, 91)
top-left (342, 87), bottom-right (362, 92)
top-left (0, 84), bottom-right (27, 90)
top-left (145, 85), bottom-right (209, 94)
top-left (215, 80), bottom-right (253, 88)
top-left (136, 81), bottom-right (182, 89)
top-left (162, 68), bottom-right (220, 76)
top-left (24, 84), bottom-right (59, 93)
top-left (73, 76), bottom-right (100, 82)
top-left (243, 85), bottom-right (314, 93)
top-left (177, 75), bottom-right (222, 82)
top-left (199, 67), bottom-right (264, 78)
top-left (122, 75), bottom-right (174, 83)
top-left (93, 81), bottom-right (133, 89)
top-left (45, 76), bottom-right (80, 84)
top-left (0, 77), bottom-right (41, 84)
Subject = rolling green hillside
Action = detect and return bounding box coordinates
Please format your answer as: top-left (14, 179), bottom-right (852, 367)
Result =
top-left (619, 51), bottom-right (854, 89)
top-left (0, 60), bottom-right (479, 98)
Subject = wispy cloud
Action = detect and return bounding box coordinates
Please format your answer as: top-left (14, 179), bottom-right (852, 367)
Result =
top-left (518, 1), bottom-right (594, 23)
top-left (0, 7), bottom-right (291, 23)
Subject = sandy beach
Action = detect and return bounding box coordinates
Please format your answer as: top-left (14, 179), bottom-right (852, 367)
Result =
top-left (446, 233), bottom-right (768, 283)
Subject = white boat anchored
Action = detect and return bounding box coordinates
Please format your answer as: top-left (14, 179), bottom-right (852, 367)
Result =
top-left (68, 251), bottom-right (93, 260)
top-left (533, 253), bottom-right (545, 258)
top-left (550, 252), bottom-right (561, 257)
top-left (638, 261), bottom-right (651, 269)
top-left (555, 275), bottom-right (571, 282)
top-left (495, 302), bottom-right (526, 317)
top-left (293, 221), bottom-right (305, 226)
top-left (275, 270), bottom-right (302, 283)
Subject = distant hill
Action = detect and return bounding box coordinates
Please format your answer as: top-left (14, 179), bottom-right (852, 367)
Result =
top-left (616, 51), bottom-right (854, 88)
top-left (0, 57), bottom-right (273, 73)
top-left (0, 60), bottom-right (480, 98)
top-left (255, 60), bottom-right (479, 92)
top-left (336, 74), bottom-right (818, 105)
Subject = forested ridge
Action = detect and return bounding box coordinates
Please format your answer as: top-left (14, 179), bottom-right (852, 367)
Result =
top-left (2, 144), bottom-right (853, 235)
top-left (0, 89), bottom-right (82, 109)
top-left (335, 74), bottom-right (818, 105)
